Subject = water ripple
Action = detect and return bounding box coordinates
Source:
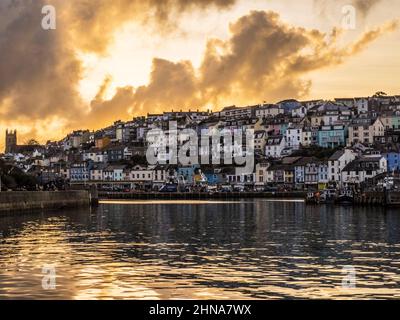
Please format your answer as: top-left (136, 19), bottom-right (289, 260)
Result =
top-left (0, 201), bottom-right (399, 299)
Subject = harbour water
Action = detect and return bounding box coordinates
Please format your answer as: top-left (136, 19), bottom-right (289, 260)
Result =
top-left (0, 199), bottom-right (400, 299)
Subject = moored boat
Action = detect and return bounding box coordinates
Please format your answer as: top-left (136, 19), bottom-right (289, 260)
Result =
top-left (336, 189), bottom-right (354, 205)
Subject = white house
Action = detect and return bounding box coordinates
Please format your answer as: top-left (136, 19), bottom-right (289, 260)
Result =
top-left (265, 135), bottom-right (286, 159)
top-left (285, 125), bottom-right (302, 150)
top-left (90, 163), bottom-right (106, 181)
top-left (126, 165), bottom-right (153, 183)
top-left (150, 165), bottom-right (170, 186)
top-left (83, 149), bottom-right (108, 163)
top-left (328, 149), bottom-right (357, 185)
top-left (341, 155), bottom-right (387, 184)
top-left (291, 105), bottom-right (307, 118)
top-left (355, 97), bottom-right (369, 114)
top-left (103, 165), bottom-right (126, 181)
top-left (227, 167), bottom-right (255, 185)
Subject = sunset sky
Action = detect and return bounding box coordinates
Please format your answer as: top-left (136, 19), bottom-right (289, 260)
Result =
top-left (0, 0), bottom-right (399, 149)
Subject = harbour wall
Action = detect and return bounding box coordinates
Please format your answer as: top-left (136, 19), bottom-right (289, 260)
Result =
top-left (0, 191), bottom-right (96, 213)
top-left (98, 191), bottom-right (307, 200)
top-left (355, 191), bottom-right (400, 206)
top-left (99, 191), bottom-right (400, 207)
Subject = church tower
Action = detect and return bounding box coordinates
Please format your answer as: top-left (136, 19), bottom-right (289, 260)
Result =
top-left (5, 129), bottom-right (17, 153)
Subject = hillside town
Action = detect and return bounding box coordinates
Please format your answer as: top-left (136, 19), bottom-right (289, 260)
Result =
top-left (1, 92), bottom-right (400, 193)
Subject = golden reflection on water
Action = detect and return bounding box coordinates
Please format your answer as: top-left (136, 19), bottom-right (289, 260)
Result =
top-left (0, 201), bottom-right (400, 300)
top-left (99, 199), bottom-right (305, 205)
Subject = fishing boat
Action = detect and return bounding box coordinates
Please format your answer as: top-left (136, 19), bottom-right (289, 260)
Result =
top-left (319, 189), bottom-right (337, 204)
top-left (306, 192), bottom-right (318, 204)
top-left (336, 189), bottom-right (354, 205)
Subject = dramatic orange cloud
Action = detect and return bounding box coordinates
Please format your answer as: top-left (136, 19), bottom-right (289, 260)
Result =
top-left (0, 0), bottom-right (398, 149)
top-left (104, 11), bottom-right (398, 116)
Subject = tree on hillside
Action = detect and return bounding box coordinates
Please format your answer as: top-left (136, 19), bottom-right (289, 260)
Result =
top-left (25, 139), bottom-right (40, 146)
top-left (373, 91), bottom-right (387, 98)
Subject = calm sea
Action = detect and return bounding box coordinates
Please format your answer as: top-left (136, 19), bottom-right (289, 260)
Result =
top-left (0, 199), bottom-right (399, 299)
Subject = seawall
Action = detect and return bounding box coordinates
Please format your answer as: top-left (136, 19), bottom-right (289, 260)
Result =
top-left (0, 191), bottom-right (94, 213)
top-left (98, 191), bottom-right (307, 200)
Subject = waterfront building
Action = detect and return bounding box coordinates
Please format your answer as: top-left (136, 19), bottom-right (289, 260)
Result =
top-left (317, 162), bottom-right (329, 189)
top-left (294, 157), bottom-right (308, 185)
top-left (125, 165), bottom-right (153, 183)
top-left (90, 163), bottom-right (106, 181)
top-left (103, 164), bottom-right (126, 181)
top-left (383, 152), bottom-right (400, 172)
top-left (293, 157), bottom-right (321, 187)
top-left (226, 168), bottom-right (255, 185)
top-left (70, 161), bottom-right (93, 182)
top-left (341, 155), bottom-right (387, 185)
top-left (255, 162), bottom-right (271, 185)
top-left (203, 168), bottom-right (222, 185)
top-left (149, 165), bottom-right (170, 186)
top-left (177, 165), bottom-right (201, 185)
top-left (266, 163), bottom-right (295, 185)
top-left (328, 149), bottom-right (357, 185)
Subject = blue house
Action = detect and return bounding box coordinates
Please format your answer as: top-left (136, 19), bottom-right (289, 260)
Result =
top-left (177, 165), bottom-right (200, 184)
top-left (280, 123), bottom-right (289, 135)
top-left (384, 152), bottom-right (400, 172)
top-left (203, 168), bottom-right (229, 185)
top-left (70, 160), bottom-right (93, 182)
top-left (317, 125), bottom-right (347, 149)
